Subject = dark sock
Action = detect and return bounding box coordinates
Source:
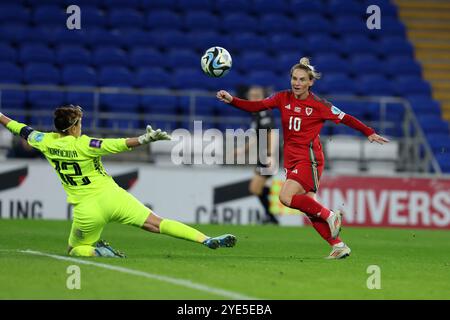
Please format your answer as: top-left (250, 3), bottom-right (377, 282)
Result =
top-left (258, 187), bottom-right (278, 223)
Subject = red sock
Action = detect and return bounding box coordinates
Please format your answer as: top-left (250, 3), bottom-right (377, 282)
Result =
top-left (309, 217), bottom-right (342, 246)
top-left (290, 194), bottom-right (331, 220)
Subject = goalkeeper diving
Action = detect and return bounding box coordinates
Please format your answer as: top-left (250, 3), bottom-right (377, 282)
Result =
top-left (0, 105), bottom-right (236, 257)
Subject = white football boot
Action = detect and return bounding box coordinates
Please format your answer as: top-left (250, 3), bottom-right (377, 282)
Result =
top-left (326, 243), bottom-right (351, 260)
top-left (326, 210), bottom-right (343, 239)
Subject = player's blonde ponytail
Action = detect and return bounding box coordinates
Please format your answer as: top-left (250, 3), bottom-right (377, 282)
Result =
top-left (290, 56), bottom-right (321, 80)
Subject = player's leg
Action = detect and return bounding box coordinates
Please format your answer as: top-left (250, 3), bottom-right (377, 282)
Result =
top-left (279, 165), bottom-right (342, 239)
top-left (68, 199), bottom-right (123, 258)
top-left (111, 187), bottom-right (236, 250)
top-left (249, 172), bottom-right (278, 224)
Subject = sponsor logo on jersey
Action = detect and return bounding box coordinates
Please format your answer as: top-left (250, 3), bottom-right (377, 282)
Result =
top-left (89, 139), bottom-right (103, 148)
top-left (294, 107), bottom-right (301, 113)
top-left (331, 105), bottom-right (342, 115)
top-left (306, 107), bottom-right (313, 116)
top-left (284, 104), bottom-right (291, 109)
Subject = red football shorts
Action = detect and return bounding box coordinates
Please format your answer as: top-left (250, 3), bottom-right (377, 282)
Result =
top-left (284, 162), bottom-right (324, 193)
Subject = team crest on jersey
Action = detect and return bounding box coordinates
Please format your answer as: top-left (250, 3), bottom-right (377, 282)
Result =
top-left (306, 107), bottom-right (313, 116)
top-left (89, 139), bottom-right (103, 148)
top-left (284, 104), bottom-right (291, 109)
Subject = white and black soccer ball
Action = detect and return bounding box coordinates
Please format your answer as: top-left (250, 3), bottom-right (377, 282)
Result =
top-left (201, 46), bottom-right (232, 78)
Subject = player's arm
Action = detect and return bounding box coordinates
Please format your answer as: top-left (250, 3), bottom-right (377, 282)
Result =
top-left (341, 114), bottom-right (389, 144)
top-left (0, 112), bottom-right (37, 141)
top-left (216, 90), bottom-right (278, 112)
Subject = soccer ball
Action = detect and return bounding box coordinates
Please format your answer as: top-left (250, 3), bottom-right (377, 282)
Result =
top-left (201, 46), bottom-right (232, 78)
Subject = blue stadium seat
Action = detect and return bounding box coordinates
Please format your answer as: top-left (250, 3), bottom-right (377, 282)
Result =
top-left (28, 90), bottom-right (65, 109)
top-left (177, 0), bottom-right (214, 12)
top-left (150, 30), bottom-right (187, 50)
top-left (378, 37), bottom-right (414, 56)
top-left (338, 101), bottom-right (365, 119)
top-left (86, 28), bottom-right (122, 46)
top-left (92, 46), bottom-right (128, 66)
top-left (222, 13), bottom-right (258, 33)
top-left (408, 96), bottom-right (442, 117)
top-left (314, 54), bottom-right (351, 74)
top-left (341, 36), bottom-right (378, 56)
top-left (362, 0), bottom-right (398, 17)
top-left (356, 75), bottom-right (394, 96)
top-left (79, 6), bottom-right (107, 27)
top-left (350, 54), bottom-right (382, 75)
top-left (141, 95), bottom-right (177, 113)
top-left (183, 11), bottom-right (219, 31)
top-left (230, 33), bottom-right (270, 53)
top-left (425, 134), bottom-right (450, 154)
top-left (435, 154), bottom-right (450, 173)
top-left (141, 0), bottom-right (176, 10)
top-left (320, 73), bottom-right (356, 95)
top-left (291, 0), bottom-right (325, 14)
top-left (24, 63), bottom-right (60, 84)
top-left (276, 53), bottom-right (304, 73)
top-left (187, 31), bottom-right (227, 51)
top-left (371, 17), bottom-right (406, 38)
top-left (0, 43), bottom-right (17, 62)
top-left (98, 67), bottom-right (133, 87)
top-left (129, 48), bottom-right (165, 68)
top-left (417, 115), bottom-right (450, 135)
top-left (328, 0), bottom-right (365, 16)
top-left (166, 49), bottom-right (198, 69)
top-left (134, 67), bottom-right (172, 89)
top-left (53, 29), bottom-right (89, 46)
top-left (333, 17), bottom-right (367, 35)
top-left (0, 4), bottom-right (29, 24)
top-left (0, 62), bottom-right (22, 84)
top-left (385, 56), bottom-right (422, 77)
top-left (394, 76), bottom-right (432, 96)
top-left (60, 0), bottom-right (102, 5)
top-left (66, 92), bottom-right (95, 111)
top-left (297, 15), bottom-right (332, 34)
top-left (62, 65), bottom-right (97, 86)
top-left (19, 44), bottom-right (54, 64)
top-left (120, 29), bottom-right (155, 47)
top-left (237, 52), bottom-right (272, 72)
top-left (305, 34), bottom-right (341, 55)
top-left (146, 10), bottom-right (182, 30)
top-left (32, 5), bottom-right (66, 26)
top-left (101, 93), bottom-right (140, 112)
top-left (23, 26), bottom-right (57, 45)
top-left (109, 8), bottom-right (144, 28)
top-left (56, 45), bottom-right (91, 65)
top-left (173, 68), bottom-right (207, 90)
top-left (269, 34), bottom-right (304, 53)
top-left (185, 95), bottom-right (216, 117)
top-left (0, 90), bottom-right (26, 109)
top-left (252, 0), bottom-right (288, 14)
top-left (100, 0), bottom-right (140, 8)
top-left (215, 0), bottom-right (251, 13)
top-left (0, 24), bottom-right (30, 43)
top-left (247, 71), bottom-right (278, 87)
top-left (258, 14), bottom-right (295, 35)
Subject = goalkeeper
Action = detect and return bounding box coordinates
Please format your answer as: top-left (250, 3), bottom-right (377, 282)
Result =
top-left (0, 105), bottom-right (236, 257)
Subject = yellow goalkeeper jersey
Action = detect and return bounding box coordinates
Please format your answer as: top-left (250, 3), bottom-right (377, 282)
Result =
top-left (7, 120), bottom-right (131, 204)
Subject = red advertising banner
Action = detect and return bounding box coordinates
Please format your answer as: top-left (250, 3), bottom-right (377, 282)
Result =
top-left (271, 175), bottom-right (450, 229)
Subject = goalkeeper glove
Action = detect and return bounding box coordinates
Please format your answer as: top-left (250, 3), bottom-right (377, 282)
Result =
top-left (138, 125), bottom-right (171, 145)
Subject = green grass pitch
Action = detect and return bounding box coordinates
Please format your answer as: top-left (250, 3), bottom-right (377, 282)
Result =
top-left (0, 220), bottom-right (449, 299)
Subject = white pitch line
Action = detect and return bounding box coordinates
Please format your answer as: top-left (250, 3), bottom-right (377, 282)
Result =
top-left (18, 249), bottom-right (258, 300)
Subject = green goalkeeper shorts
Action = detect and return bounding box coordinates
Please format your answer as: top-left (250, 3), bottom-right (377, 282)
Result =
top-left (68, 186), bottom-right (150, 248)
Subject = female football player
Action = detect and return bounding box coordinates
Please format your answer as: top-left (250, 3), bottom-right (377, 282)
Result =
top-left (217, 57), bottom-right (389, 259)
top-left (0, 106), bottom-right (236, 257)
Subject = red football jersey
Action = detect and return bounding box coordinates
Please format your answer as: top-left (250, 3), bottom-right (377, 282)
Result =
top-left (232, 90), bottom-right (345, 169)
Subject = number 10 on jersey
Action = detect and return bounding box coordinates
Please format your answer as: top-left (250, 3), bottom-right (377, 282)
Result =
top-left (288, 116), bottom-right (301, 131)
